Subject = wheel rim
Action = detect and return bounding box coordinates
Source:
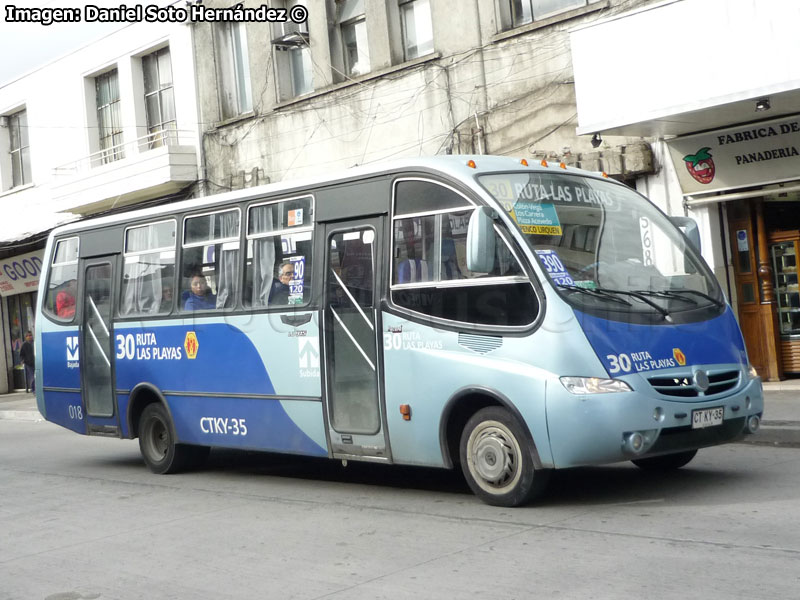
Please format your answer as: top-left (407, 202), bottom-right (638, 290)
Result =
top-left (466, 420), bottom-right (523, 495)
top-left (144, 415), bottom-right (169, 463)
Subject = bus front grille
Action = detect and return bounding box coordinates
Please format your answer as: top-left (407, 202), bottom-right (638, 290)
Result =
top-left (648, 369), bottom-right (741, 398)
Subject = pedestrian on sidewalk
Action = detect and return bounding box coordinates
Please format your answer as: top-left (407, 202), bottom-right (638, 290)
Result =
top-left (20, 330), bottom-right (35, 393)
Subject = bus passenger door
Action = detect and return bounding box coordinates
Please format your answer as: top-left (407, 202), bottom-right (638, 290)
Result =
top-left (322, 218), bottom-right (390, 461)
top-left (80, 257), bottom-right (119, 435)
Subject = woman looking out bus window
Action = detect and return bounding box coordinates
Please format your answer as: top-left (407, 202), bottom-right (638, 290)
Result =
top-left (184, 271), bottom-right (216, 310)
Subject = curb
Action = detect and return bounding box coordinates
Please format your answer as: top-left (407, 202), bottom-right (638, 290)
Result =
top-left (736, 422), bottom-right (800, 449)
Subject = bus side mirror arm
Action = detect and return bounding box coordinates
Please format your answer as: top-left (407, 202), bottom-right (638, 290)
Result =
top-left (467, 207), bottom-right (497, 273)
top-left (669, 216), bottom-right (701, 253)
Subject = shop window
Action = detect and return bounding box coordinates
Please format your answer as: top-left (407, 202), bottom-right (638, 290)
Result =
top-left (399, 0), bottom-right (433, 60)
top-left (391, 180), bottom-right (535, 326)
top-left (44, 237), bottom-right (80, 322)
top-left (120, 220), bottom-right (177, 316)
top-left (142, 47), bottom-right (177, 147)
top-left (214, 22), bottom-right (253, 119)
top-left (244, 195), bottom-right (314, 308)
top-left (7, 291), bottom-right (36, 390)
top-left (180, 209), bottom-right (240, 312)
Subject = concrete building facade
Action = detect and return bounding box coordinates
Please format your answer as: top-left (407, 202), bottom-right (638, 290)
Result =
top-left (192, 0), bottom-right (656, 194)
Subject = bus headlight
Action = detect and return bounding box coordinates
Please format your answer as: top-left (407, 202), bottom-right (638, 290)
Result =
top-left (560, 376), bottom-right (633, 395)
top-left (747, 364), bottom-right (759, 379)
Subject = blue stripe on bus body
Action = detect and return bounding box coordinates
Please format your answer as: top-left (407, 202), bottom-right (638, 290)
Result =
top-left (574, 307), bottom-right (747, 375)
top-left (166, 394), bottom-right (328, 456)
top-left (114, 323), bottom-right (277, 395)
top-left (43, 390), bottom-right (85, 434)
top-left (41, 330), bottom-right (82, 390)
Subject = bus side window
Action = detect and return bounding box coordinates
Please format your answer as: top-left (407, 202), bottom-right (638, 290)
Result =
top-left (120, 220), bottom-right (176, 316)
top-left (44, 237), bottom-right (80, 322)
top-left (180, 209), bottom-right (240, 312)
top-left (244, 196), bottom-right (314, 309)
top-left (391, 179), bottom-right (536, 327)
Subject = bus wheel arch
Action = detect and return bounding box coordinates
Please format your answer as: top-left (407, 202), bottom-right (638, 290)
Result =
top-left (440, 388), bottom-right (549, 506)
top-left (441, 388), bottom-right (542, 467)
top-left (127, 383), bottom-right (168, 440)
top-left (127, 384), bottom-right (208, 474)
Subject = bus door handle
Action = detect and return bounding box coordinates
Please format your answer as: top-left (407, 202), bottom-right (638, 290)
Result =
top-left (280, 313), bottom-right (312, 327)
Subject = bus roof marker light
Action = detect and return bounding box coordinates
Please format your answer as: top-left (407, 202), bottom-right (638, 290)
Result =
top-left (466, 160), bottom-right (477, 169)
top-left (602, 172), bottom-right (609, 178)
top-left (540, 159), bottom-right (548, 167)
top-left (559, 162), bottom-right (567, 169)
top-left (520, 158), bottom-right (529, 166)
top-left (400, 404), bottom-right (412, 421)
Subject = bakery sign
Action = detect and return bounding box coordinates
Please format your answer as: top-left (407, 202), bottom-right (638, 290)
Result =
top-left (666, 114), bottom-right (800, 195)
top-left (0, 250), bottom-right (44, 297)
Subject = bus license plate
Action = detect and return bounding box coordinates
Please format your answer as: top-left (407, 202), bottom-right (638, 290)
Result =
top-left (692, 406), bottom-right (724, 429)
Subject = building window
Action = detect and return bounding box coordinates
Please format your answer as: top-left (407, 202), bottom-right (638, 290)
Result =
top-left (400, 0), bottom-right (433, 60)
top-left (214, 22), bottom-right (253, 119)
top-left (7, 109), bottom-right (31, 188)
top-left (273, 1), bottom-right (313, 100)
top-left (337, 0), bottom-right (370, 77)
top-left (506, 0), bottom-right (594, 29)
top-left (142, 47), bottom-right (177, 148)
top-left (96, 69), bottom-right (125, 164)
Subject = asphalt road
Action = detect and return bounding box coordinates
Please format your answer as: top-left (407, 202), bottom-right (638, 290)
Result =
top-left (1, 419), bottom-right (799, 600)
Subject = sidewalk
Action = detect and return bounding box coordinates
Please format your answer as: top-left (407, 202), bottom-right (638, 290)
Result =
top-left (0, 390), bottom-right (42, 422)
top-left (1, 384), bottom-right (798, 446)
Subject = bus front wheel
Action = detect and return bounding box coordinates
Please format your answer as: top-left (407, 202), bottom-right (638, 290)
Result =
top-left (459, 407), bottom-right (549, 507)
top-left (138, 403), bottom-right (198, 474)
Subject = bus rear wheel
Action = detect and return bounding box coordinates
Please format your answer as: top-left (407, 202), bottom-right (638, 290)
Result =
top-left (138, 403), bottom-right (200, 474)
top-left (632, 449), bottom-right (697, 470)
top-left (459, 407), bottom-right (549, 507)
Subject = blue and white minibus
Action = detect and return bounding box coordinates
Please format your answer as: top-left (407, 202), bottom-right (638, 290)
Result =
top-left (35, 155), bottom-right (763, 506)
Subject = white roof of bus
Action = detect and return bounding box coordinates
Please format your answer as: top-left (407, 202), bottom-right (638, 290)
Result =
top-left (49, 155), bottom-right (611, 237)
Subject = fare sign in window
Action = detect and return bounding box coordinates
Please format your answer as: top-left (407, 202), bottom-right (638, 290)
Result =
top-left (535, 249), bottom-right (574, 286)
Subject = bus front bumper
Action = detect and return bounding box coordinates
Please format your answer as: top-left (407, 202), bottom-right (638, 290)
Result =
top-left (544, 376), bottom-right (763, 469)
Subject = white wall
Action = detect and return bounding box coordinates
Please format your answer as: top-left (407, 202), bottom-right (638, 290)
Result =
top-left (0, 14), bottom-right (199, 226)
top-left (571, 0), bottom-right (800, 134)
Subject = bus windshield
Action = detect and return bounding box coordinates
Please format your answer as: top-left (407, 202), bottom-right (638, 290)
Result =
top-left (477, 171), bottom-right (724, 322)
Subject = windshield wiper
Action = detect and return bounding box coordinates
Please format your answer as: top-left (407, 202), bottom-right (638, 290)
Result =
top-left (597, 288), bottom-right (673, 321)
top-left (661, 289), bottom-right (725, 307)
top-left (558, 285), bottom-right (632, 307)
top-left (631, 289), bottom-right (698, 305)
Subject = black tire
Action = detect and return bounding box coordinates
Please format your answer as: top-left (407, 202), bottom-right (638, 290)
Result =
top-left (138, 403), bottom-right (194, 474)
top-left (459, 407), bottom-right (550, 507)
top-left (632, 449), bottom-right (698, 471)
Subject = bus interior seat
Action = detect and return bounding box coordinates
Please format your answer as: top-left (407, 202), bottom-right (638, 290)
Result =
top-left (396, 259), bottom-right (430, 283)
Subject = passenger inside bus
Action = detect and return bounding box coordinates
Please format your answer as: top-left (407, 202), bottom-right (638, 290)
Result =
top-left (159, 284), bottom-right (174, 312)
top-left (56, 279), bottom-right (77, 318)
top-left (268, 261), bottom-right (294, 305)
top-left (183, 271), bottom-right (217, 310)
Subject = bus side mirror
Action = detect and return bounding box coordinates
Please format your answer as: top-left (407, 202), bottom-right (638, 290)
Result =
top-left (467, 207), bottom-right (496, 273)
top-left (670, 216), bottom-right (701, 253)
